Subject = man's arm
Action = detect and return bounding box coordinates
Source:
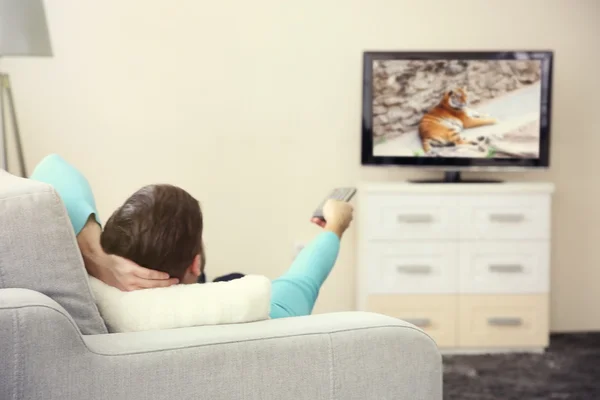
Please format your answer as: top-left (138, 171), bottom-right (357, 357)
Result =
top-left (30, 154), bottom-right (178, 290)
top-left (270, 200), bottom-right (353, 318)
top-left (77, 216), bottom-right (107, 278)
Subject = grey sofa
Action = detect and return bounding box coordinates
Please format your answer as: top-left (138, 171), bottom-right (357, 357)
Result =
top-left (0, 170), bottom-right (442, 400)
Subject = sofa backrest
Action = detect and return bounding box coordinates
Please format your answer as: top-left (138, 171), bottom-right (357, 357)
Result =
top-left (0, 170), bottom-right (107, 335)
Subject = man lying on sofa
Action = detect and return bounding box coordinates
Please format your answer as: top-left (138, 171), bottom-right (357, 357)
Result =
top-left (30, 154), bottom-right (354, 331)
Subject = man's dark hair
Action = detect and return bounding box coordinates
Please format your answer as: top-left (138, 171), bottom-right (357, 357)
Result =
top-left (100, 184), bottom-right (205, 281)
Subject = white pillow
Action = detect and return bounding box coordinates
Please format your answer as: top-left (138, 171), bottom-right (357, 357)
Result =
top-left (88, 275), bottom-right (271, 333)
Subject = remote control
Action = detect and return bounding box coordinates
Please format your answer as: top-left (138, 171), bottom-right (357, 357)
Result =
top-left (312, 187), bottom-right (357, 221)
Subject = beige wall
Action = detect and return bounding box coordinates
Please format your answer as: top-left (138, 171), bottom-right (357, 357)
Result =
top-left (3, 0), bottom-right (599, 331)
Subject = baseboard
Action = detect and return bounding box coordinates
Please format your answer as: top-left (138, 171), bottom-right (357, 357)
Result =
top-left (440, 347), bottom-right (545, 355)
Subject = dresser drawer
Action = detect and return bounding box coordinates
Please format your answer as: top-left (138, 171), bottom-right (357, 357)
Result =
top-left (363, 194), bottom-right (460, 240)
top-left (459, 195), bottom-right (550, 240)
top-left (458, 295), bottom-right (549, 348)
top-left (367, 294), bottom-right (457, 348)
top-left (459, 242), bottom-right (550, 293)
top-left (365, 242), bottom-right (458, 294)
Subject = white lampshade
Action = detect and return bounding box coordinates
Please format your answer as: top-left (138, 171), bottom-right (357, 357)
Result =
top-left (0, 0), bottom-right (52, 57)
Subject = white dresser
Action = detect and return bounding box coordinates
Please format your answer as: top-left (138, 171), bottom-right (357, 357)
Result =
top-left (356, 182), bottom-right (554, 352)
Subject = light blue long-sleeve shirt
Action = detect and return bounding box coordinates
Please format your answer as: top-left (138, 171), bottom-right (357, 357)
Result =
top-left (31, 154), bottom-right (340, 319)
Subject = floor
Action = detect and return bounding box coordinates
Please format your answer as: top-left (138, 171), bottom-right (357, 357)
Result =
top-left (443, 333), bottom-right (600, 400)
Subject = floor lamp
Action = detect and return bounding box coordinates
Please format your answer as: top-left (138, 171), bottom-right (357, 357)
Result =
top-left (0, 0), bottom-right (52, 177)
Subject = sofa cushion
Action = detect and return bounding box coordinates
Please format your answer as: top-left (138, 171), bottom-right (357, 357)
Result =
top-left (0, 170), bottom-right (107, 334)
top-left (89, 275), bottom-right (271, 332)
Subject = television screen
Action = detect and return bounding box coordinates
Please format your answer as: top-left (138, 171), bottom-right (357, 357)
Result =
top-left (361, 51), bottom-right (553, 168)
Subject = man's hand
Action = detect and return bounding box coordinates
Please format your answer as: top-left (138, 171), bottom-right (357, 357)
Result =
top-left (310, 217), bottom-right (326, 228)
top-left (311, 199), bottom-right (354, 238)
top-left (77, 216), bottom-right (178, 291)
top-left (96, 254), bottom-right (179, 291)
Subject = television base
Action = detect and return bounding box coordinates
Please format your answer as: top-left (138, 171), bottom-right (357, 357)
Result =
top-left (410, 171), bottom-right (503, 184)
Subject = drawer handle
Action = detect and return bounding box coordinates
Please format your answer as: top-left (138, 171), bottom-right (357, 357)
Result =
top-left (489, 213), bottom-right (525, 223)
top-left (396, 265), bottom-right (432, 274)
top-left (404, 318), bottom-right (431, 328)
top-left (489, 264), bottom-right (524, 273)
top-left (487, 317), bottom-right (523, 327)
top-left (397, 214), bottom-right (433, 224)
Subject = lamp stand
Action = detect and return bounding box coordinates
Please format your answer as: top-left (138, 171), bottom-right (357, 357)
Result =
top-left (0, 73), bottom-right (27, 177)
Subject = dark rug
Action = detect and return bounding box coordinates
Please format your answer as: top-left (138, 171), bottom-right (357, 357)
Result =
top-left (443, 333), bottom-right (600, 400)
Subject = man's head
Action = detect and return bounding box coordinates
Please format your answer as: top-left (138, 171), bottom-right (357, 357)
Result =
top-left (100, 184), bottom-right (205, 284)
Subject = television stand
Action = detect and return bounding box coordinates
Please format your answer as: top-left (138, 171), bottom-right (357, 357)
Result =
top-left (356, 181), bottom-right (555, 352)
top-left (410, 171), bottom-right (503, 184)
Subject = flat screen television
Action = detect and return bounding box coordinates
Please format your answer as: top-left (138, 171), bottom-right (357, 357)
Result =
top-left (361, 51), bottom-right (553, 182)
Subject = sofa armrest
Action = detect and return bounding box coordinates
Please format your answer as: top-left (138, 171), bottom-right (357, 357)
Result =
top-left (0, 288), bottom-right (442, 400)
